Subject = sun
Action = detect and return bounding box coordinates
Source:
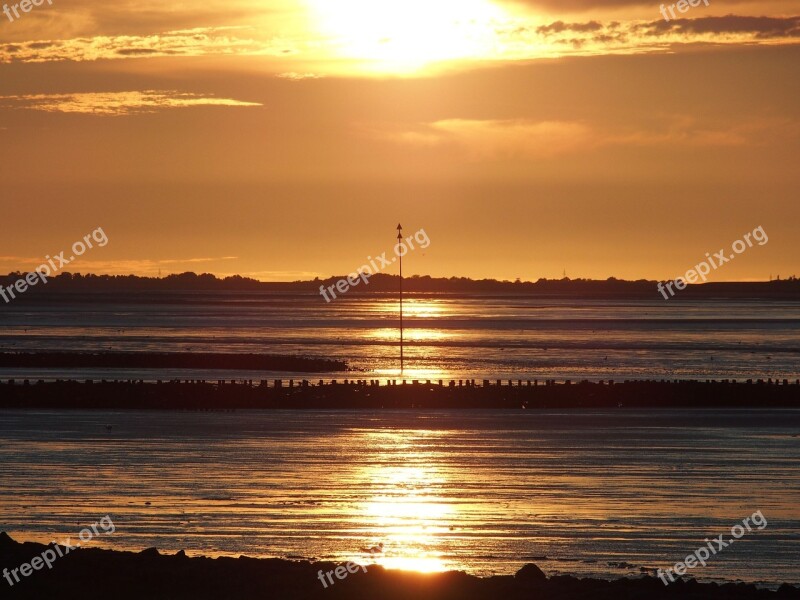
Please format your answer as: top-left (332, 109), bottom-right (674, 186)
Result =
top-left (305, 0), bottom-right (507, 74)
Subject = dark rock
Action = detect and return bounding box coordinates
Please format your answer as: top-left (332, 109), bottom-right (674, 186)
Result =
top-left (515, 563), bottom-right (547, 583)
top-left (0, 534), bottom-right (794, 600)
top-left (776, 583), bottom-right (800, 597)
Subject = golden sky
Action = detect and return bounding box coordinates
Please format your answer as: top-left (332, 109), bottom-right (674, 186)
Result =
top-left (0, 0), bottom-right (798, 281)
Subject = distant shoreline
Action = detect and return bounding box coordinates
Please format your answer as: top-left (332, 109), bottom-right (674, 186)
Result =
top-left (2, 271), bottom-right (799, 300)
top-left (1, 379), bottom-right (797, 410)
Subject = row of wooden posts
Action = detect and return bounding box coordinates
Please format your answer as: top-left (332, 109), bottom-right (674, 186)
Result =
top-left (5, 378), bottom-right (799, 387)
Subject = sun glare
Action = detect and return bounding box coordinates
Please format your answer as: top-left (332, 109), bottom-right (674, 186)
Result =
top-left (374, 299), bottom-right (448, 319)
top-left (353, 433), bottom-right (461, 573)
top-left (305, 0), bottom-right (507, 73)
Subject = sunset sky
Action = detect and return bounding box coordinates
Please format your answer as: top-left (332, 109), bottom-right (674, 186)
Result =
top-left (1, 0), bottom-right (797, 281)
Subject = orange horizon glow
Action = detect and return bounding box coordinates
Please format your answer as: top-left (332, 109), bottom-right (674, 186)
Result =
top-left (1, 1), bottom-right (797, 282)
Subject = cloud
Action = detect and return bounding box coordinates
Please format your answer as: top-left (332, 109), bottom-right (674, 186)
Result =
top-left (277, 72), bottom-right (324, 80)
top-left (536, 21), bottom-right (604, 34)
top-left (374, 119), bottom-right (594, 158)
top-left (497, 14), bottom-right (800, 58)
top-left (504, 0), bottom-right (653, 7)
top-left (0, 91), bottom-right (262, 115)
top-left (0, 26), bottom-right (296, 63)
top-left (637, 15), bottom-right (800, 38)
top-left (0, 256), bottom-right (42, 263)
top-left (374, 116), bottom-right (796, 160)
top-left (0, 9), bottom-right (796, 73)
top-left (502, 0), bottom-right (788, 10)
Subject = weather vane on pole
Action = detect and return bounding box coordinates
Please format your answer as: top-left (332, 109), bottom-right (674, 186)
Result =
top-left (397, 223), bottom-right (404, 374)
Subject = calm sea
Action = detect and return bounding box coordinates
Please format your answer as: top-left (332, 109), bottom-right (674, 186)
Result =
top-left (0, 409), bottom-right (798, 587)
top-left (0, 292), bottom-right (798, 381)
top-left (1, 293), bottom-right (798, 586)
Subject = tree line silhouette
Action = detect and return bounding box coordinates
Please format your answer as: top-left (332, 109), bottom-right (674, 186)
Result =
top-left (1, 271), bottom-right (798, 298)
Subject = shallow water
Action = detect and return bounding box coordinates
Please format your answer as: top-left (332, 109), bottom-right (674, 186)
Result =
top-left (0, 293), bottom-right (798, 381)
top-left (1, 408), bottom-right (798, 587)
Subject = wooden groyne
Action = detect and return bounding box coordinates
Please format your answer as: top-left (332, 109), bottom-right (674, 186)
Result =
top-left (0, 378), bottom-right (798, 409)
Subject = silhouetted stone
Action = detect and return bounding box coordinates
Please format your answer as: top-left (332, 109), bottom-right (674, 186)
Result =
top-left (777, 583), bottom-right (800, 597)
top-left (0, 533), bottom-right (796, 600)
top-left (515, 563), bottom-right (546, 583)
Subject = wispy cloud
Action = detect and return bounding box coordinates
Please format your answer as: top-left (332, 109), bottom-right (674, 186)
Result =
top-left (401, 119), bottom-right (594, 158)
top-left (277, 72), bottom-right (323, 80)
top-left (503, 0), bottom-right (794, 9)
top-left (635, 14), bottom-right (800, 38)
top-left (1, 15), bottom-right (798, 69)
top-left (375, 116), bottom-right (797, 159)
top-left (0, 90), bottom-right (261, 115)
top-left (0, 26), bottom-right (296, 64)
top-left (499, 15), bottom-right (800, 57)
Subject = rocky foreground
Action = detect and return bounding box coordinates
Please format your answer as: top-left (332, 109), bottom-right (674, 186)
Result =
top-left (1, 534), bottom-right (798, 600)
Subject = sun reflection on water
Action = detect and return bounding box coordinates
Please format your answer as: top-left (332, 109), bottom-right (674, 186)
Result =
top-left (374, 366), bottom-right (452, 379)
top-left (366, 298), bottom-right (458, 378)
top-left (353, 431), bottom-right (460, 573)
top-left (367, 327), bottom-right (453, 342)
top-left (375, 299), bottom-right (448, 319)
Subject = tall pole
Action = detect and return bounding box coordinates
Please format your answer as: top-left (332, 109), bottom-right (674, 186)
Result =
top-left (397, 223), bottom-right (403, 374)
